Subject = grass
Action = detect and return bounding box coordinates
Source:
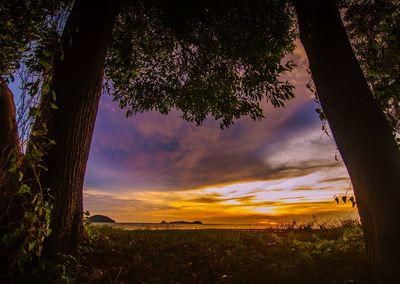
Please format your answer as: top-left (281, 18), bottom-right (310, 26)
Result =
top-left (64, 223), bottom-right (367, 284)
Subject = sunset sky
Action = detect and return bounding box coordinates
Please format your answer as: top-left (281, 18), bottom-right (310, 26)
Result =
top-left (81, 41), bottom-right (358, 224)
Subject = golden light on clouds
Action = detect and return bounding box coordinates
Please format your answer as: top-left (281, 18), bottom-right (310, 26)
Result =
top-left (83, 39), bottom-right (359, 225)
top-left (84, 166), bottom-right (358, 224)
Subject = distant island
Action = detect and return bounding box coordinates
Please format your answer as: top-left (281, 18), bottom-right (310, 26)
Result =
top-left (161, 220), bottom-right (203, 224)
top-left (89, 215), bottom-right (115, 223)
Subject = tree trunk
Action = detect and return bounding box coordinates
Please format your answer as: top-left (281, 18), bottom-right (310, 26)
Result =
top-left (0, 81), bottom-right (19, 176)
top-left (31, 0), bottom-right (120, 255)
top-left (294, 0), bottom-right (400, 282)
top-left (0, 81), bottom-right (21, 229)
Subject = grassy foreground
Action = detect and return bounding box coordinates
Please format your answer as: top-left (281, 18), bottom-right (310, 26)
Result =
top-left (56, 223), bottom-right (367, 284)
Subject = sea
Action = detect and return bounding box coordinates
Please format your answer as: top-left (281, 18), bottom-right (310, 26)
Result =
top-left (92, 223), bottom-right (275, 231)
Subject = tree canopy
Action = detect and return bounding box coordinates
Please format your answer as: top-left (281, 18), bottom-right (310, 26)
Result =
top-left (106, 0), bottom-right (295, 127)
top-left (343, 0), bottom-right (400, 136)
top-left (1, 0), bottom-right (400, 281)
top-left (0, 0), bottom-right (69, 82)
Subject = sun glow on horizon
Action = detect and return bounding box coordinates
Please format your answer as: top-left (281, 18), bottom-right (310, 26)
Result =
top-left (83, 40), bottom-right (359, 225)
top-left (84, 168), bottom-right (358, 224)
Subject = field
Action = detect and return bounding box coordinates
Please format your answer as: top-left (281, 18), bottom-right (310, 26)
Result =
top-left (52, 223), bottom-right (367, 284)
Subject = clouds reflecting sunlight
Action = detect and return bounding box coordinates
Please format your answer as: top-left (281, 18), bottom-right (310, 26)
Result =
top-left (83, 41), bottom-right (358, 223)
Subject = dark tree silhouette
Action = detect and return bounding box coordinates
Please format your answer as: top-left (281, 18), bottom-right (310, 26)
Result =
top-left (0, 83), bottom-right (19, 173)
top-left (294, 0), bottom-right (400, 282)
top-left (1, 1), bottom-right (399, 281)
top-left (2, 0), bottom-right (295, 256)
top-left (343, 0), bottom-right (400, 136)
top-left (31, 0), bottom-right (122, 255)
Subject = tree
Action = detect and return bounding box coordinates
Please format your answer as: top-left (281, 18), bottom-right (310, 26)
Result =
top-left (0, 0), bottom-right (70, 275)
top-left (107, 1), bottom-right (400, 281)
top-left (43, 0), bottom-right (295, 255)
top-left (343, 0), bottom-right (400, 137)
top-left (2, 0), bottom-right (399, 281)
top-left (0, 0), bottom-right (66, 185)
top-left (106, 0), bottom-right (295, 124)
top-left (30, 0), bottom-right (122, 256)
top-left (1, 0), bottom-right (295, 258)
top-left (294, 0), bottom-right (400, 282)
top-left (0, 82), bottom-right (19, 178)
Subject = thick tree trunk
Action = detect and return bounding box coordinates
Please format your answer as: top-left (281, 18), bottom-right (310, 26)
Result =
top-left (294, 0), bottom-right (400, 282)
top-left (31, 0), bottom-right (120, 255)
top-left (0, 81), bottom-right (21, 228)
top-left (0, 81), bottom-right (19, 175)
top-left (0, 81), bottom-right (20, 280)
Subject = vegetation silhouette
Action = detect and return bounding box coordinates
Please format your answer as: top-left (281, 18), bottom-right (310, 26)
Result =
top-left (1, 0), bottom-right (399, 282)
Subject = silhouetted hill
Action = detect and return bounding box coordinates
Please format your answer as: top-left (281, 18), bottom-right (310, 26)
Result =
top-left (89, 215), bottom-right (115, 223)
top-left (160, 220), bottom-right (203, 224)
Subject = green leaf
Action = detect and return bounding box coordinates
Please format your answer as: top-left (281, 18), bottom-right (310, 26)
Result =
top-left (18, 184), bottom-right (31, 194)
top-left (29, 107), bottom-right (39, 118)
top-left (28, 242), bottom-right (36, 251)
top-left (50, 102), bottom-right (59, 109)
top-left (39, 57), bottom-right (50, 68)
top-left (18, 172), bottom-right (23, 182)
top-left (42, 82), bottom-right (50, 95)
top-left (51, 90), bottom-right (57, 101)
top-left (107, 0), bottom-right (295, 128)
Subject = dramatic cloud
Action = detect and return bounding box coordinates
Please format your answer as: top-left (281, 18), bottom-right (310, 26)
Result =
top-left (83, 41), bottom-right (357, 223)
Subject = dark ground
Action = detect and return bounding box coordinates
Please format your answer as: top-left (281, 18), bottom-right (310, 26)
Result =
top-left (64, 225), bottom-right (367, 284)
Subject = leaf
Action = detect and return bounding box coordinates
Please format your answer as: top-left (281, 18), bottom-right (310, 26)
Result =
top-left (51, 90), bottom-right (57, 101)
top-left (39, 57), bottom-right (50, 68)
top-left (18, 184), bottom-right (31, 194)
top-left (50, 102), bottom-right (59, 109)
top-left (28, 242), bottom-right (36, 251)
top-left (18, 172), bottom-right (23, 182)
top-left (29, 107), bottom-right (39, 118)
top-left (42, 82), bottom-right (50, 95)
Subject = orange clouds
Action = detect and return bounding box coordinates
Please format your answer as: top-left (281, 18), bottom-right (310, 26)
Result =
top-left (83, 39), bottom-right (359, 224)
top-left (84, 167), bottom-right (357, 224)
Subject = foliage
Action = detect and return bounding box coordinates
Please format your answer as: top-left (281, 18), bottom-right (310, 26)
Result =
top-left (83, 211), bottom-right (101, 243)
top-left (4, 2), bottom-right (394, 281)
top-left (342, 0), bottom-right (400, 137)
top-left (0, 2), bottom-right (72, 280)
top-left (7, 212), bottom-right (102, 283)
top-left (67, 224), bottom-right (366, 283)
top-left (1, 2), bottom-right (295, 277)
top-left (0, 79), bottom-right (56, 279)
top-left (0, 0), bottom-right (69, 83)
top-left (106, 0), bottom-right (296, 128)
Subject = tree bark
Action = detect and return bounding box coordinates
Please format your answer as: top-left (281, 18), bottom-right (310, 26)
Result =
top-left (0, 81), bottom-right (19, 175)
top-left (0, 81), bottom-right (21, 229)
top-left (31, 0), bottom-right (120, 255)
top-left (294, 0), bottom-right (400, 282)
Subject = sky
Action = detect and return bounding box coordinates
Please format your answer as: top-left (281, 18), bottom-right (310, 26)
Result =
top-left (82, 41), bottom-right (359, 224)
